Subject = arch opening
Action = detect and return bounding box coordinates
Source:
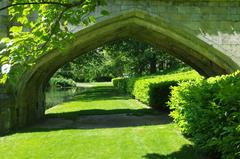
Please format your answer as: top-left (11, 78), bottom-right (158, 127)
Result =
top-left (44, 37), bottom-right (192, 110)
top-left (15, 10), bottom-right (239, 127)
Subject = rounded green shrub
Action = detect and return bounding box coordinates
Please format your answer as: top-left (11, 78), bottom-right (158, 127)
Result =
top-left (130, 71), bottom-right (201, 109)
top-left (50, 77), bottom-right (76, 88)
top-left (169, 71), bottom-right (240, 159)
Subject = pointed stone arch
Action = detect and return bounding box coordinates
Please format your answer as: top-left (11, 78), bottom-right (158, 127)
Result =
top-left (11, 10), bottom-right (240, 128)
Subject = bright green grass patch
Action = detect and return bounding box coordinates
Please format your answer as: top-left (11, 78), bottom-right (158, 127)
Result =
top-left (46, 84), bottom-right (154, 119)
top-left (0, 125), bottom-right (204, 159)
top-left (0, 83), bottom-right (206, 159)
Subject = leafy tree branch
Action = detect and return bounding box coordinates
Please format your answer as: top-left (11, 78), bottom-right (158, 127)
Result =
top-left (0, 1), bottom-right (88, 11)
top-left (40, 8), bottom-right (68, 50)
top-left (0, 0), bottom-right (108, 78)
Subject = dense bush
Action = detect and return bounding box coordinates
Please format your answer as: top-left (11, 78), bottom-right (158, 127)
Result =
top-left (112, 77), bottom-right (128, 91)
top-left (50, 77), bottom-right (76, 88)
top-left (169, 71), bottom-right (240, 159)
top-left (113, 71), bottom-right (201, 109)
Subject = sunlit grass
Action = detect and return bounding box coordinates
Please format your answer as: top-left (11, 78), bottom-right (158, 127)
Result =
top-left (0, 82), bottom-right (207, 159)
top-left (0, 125), bottom-right (203, 159)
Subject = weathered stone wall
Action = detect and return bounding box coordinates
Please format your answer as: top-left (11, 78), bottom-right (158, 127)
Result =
top-left (0, 0), bottom-right (12, 135)
top-left (1, 0), bottom-right (240, 65)
top-left (1, 1), bottom-right (240, 62)
top-left (90, 0), bottom-right (240, 66)
top-left (0, 82), bottom-right (16, 134)
top-left (0, 0), bottom-right (8, 38)
top-left (0, 93), bottom-right (15, 134)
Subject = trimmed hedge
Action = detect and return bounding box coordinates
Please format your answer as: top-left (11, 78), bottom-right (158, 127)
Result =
top-left (112, 77), bottom-right (128, 91)
top-left (50, 77), bottom-right (76, 88)
top-left (169, 71), bottom-right (240, 159)
top-left (112, 71), bottom-right (201, 109)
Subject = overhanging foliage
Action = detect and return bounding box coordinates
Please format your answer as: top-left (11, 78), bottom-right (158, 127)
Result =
top-left (0, 0), bottom-right (108, 79)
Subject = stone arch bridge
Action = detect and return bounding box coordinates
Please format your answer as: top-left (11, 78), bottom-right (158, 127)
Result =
top-left (0, 0), bottom-right (240, 134)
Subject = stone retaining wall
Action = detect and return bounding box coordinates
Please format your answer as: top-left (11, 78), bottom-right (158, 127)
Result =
top-left (0, 93), bottom-right (15, 134)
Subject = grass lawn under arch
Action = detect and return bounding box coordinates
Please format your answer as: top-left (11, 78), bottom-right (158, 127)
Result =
top-left (0, 82), bottom-right (207, 159)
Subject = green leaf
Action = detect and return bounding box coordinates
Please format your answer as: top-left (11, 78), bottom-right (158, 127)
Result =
top-left (9, 26), bottom-right (23, 33)
top-left (0, 37), bottom-right (10, 44)
top-left (17, 16), bottom-right (28, 24)
top-left (82, 19), bottom-right (89, 26)
top-left (101, 10), bottom-right (110, 16)
top-left (88, 16), bottom-right (96, 23)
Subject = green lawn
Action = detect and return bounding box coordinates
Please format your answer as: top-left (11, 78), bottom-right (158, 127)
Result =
top-left (0, 83), bottom-right (207, 159)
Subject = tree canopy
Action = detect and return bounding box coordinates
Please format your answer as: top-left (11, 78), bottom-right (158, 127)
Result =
top-left (0, 0), bottom-right (107, 81)
top-left (53, 38), bottom-right (187, 82)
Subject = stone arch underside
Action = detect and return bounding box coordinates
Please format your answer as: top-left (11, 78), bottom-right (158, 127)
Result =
top-left (14, 11), bottom-right (240, 128)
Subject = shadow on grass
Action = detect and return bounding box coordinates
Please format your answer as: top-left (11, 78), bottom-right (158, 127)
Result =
top-left (12, 109), bottom-right (172, 134)
top-left (142, 145), bottom-right (211, 159)
top-left (46, 108), bottom-right (164, 119)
